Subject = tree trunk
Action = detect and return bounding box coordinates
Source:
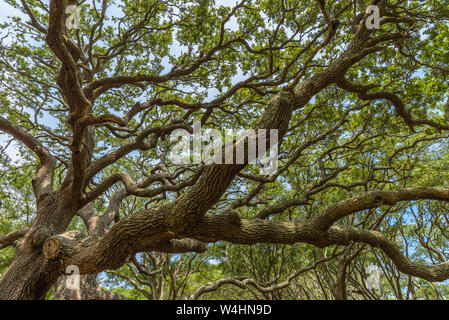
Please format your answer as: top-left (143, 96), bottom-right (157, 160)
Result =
top-left (0, 242), bottom-right (60, 299)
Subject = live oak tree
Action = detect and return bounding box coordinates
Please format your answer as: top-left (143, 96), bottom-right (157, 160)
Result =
top-left (1, 0), bottom-right (449, 299)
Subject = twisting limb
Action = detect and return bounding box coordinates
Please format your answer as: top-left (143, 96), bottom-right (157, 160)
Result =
top-left (335, 76), bottom-right (449, 131)
top-left (20, 0), bottom-right (47, 34)
top-left (0, 228), bottom-right (29, 249)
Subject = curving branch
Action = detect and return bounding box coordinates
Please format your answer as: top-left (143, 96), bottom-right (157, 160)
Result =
top-left (84, 122), bottom-right (189, 186)
top-left (335, 76), bottom-right (449, 131)
top-left (191, 212), bottom-right (449, 282)
top-left (310, 187), bottom-right (449, 231)
top-left (0, 228), bottom-right (29, 250)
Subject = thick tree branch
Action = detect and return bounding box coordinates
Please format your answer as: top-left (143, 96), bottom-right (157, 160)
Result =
top-left (311, 187), bottom-right (449, 231)
top-left (20, 0), bottom-right (47, 34)
top-left (39, 19), bottom-right (398, 277)
top-left (191, 213), bottom-right (449, 282)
